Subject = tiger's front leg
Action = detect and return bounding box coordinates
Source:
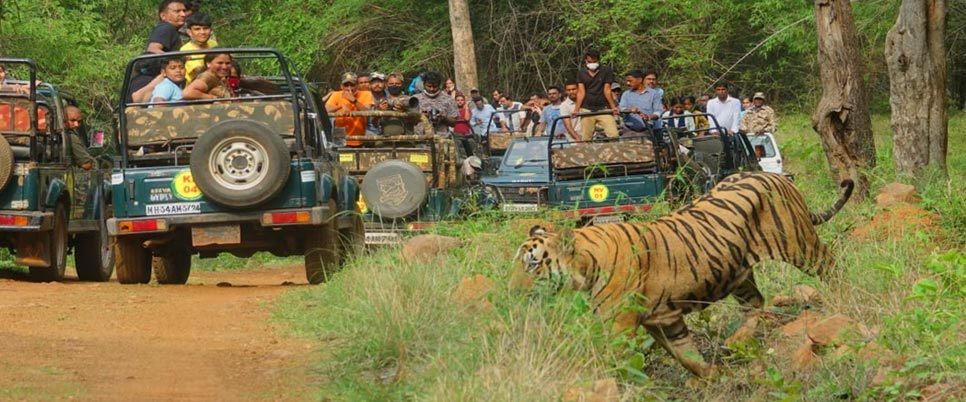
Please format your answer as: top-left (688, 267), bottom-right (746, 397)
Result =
top-left (642, 312), bottom-right (713, 377)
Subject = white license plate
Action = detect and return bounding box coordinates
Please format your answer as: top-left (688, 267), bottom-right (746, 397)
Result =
top-left (591, 214), bottom-right (625, 225)
top-left (145, 202), bottom-right (201, 216)
top-left (502, 204), bottom-right (539, 213)
top-left (365, 232), bottom-right (402, 245)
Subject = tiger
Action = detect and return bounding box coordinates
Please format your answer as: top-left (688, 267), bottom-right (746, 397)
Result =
top-left (515, 172), bottom-right (854, 377)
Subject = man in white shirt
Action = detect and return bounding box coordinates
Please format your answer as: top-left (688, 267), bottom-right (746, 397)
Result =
top-left (705, 81), bottom-right (741, 135)
top-left (557, 81), bottom-right (580, 141)
top-left (496, 95), bottom-right (528, 132)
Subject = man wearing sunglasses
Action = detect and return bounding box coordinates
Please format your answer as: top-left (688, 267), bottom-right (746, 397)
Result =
top-left (326, 72), bottom-right (374, 147)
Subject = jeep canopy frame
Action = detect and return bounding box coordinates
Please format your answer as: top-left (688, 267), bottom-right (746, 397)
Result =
top-left (116, 48), bottom-right (305, 168)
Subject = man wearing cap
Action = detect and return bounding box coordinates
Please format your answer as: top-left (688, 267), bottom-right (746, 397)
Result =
top-left (469, 88), bottom-right (487, 105)
top-left (326, 72), bottom-right (374, 146)
top-left (366, 72), bottom-right (389, 135)
top-left (740, 92), bottom-right (777, 135)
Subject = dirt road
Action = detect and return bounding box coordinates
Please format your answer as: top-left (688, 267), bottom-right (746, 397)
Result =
top-left (0, 264), bottom-right (319, 402)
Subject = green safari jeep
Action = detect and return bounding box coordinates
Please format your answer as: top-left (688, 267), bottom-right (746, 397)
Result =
top-left (109, 49), bottom-right (362, 284)
top-left (0, 59), bottom-right (114, 281)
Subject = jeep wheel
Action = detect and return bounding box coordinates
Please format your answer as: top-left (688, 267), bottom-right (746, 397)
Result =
top-left (29, 204), bottom-right (68, 282)
top-left (0, 139), bottom-right (13, 193)
top-left (75, 196), bottom-right (115, 282)
top-left (304, 220), bottom-right (341, 284)
top-left (339, 205), bottom-right (365, 260)
top-left (190, 120), bottom-right (290, 209)
top-left (153, 251), bottom-right (191, 285)
top-left (115, 236), bottom-right (152, 284)
top-left (360, 160), bottom-right (428, 219)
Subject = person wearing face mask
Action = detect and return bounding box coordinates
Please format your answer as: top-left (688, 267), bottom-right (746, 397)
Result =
top-left (378, 72), bottom-right (408, 111)
top-left (572, 49), bottom-right (619, 141)
top-left (412, 71), bottom-right (459, 135)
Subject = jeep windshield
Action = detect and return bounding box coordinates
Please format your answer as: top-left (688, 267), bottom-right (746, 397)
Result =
top-left (502, 137), bottom-right (550, 168)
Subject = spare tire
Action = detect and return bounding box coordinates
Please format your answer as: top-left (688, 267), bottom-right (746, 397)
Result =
top-left (361, 160), bottom-right (428, 219)
top-left (190, 120), bottom-right (290, 209)
top-left (0, 139), bottom-right (13, 193)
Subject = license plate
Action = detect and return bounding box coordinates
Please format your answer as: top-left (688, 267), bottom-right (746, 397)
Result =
top-left (145, 202), bottom-right (201, 216)
top-left (502, 203), bottom-right (539, 213)
top-left (365, 231), bottom-right (402, 245)
top-left (591, 214), bottom-right (625, 225)
top-left (191, 224), bottom-right (241, 246)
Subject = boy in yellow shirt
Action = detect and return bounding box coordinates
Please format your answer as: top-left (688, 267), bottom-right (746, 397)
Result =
top-left (180, 12), bottom-right (217, 83)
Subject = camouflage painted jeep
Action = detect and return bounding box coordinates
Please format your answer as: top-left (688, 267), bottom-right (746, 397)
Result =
top-left (479, 111), bottom-right (761, 224)
top-left (331, 110), bottom-right (468, 244)
top-left (108, 49), bottom-right (361, 284)
top-left (0, 59), bottom-right (114, 282)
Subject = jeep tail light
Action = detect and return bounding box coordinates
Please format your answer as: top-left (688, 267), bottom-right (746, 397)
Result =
top-left (0, 215), bottom-right (29, 226)
top-left (407, 222), bottom-right (436, 230)
top-left (118, 219), bottom-right (168, 233)
top-left (262, 211), bottom-right (311, 225)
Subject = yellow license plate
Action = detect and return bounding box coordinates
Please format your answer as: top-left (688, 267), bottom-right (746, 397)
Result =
top-left (339, 153), bottom-right (355, 162)
top-left (409, 154), bottom-right (429, 164)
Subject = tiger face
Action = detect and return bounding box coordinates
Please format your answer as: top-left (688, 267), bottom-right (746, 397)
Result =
top-left (515, 226), bottom-right (577, 287)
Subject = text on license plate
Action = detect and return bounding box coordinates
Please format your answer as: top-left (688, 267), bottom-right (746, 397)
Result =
top-left (502, 203), bottom-right (539, 213)
top-left (146, 202), bottom-right (201, 216)
top-left (591, 214), bottom-right (625, 225)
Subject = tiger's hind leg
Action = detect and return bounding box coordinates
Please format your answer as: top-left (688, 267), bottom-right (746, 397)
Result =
top-left (643, 311), bottom-right (712, 377)
top-left (725, 272), bottom-right (766, 347)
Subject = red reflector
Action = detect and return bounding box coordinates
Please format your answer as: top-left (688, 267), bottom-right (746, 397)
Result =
top-left (271, 212), bottom-right (298, 224)
top-left (131, 220), bottom-right (159, 231)
top-left (0, 216), bottom-right (15, 225)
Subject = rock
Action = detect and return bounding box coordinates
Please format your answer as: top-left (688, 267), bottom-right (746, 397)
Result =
top-left (858, 341), bottom-right (903, 368)
top-left (791, 339), bottom-right (818, 370)
top-left (779, 310), bottom-right (823, 337)
top-left (453, 274), bottom-right (495, 311)
top-left (792, 285), bottom-right (822, 305)
top-left (563, 378), bottom-right (619, 402)
top-left (725, 315), bottom-right (760, 347)
top-left (875, 182), bottom-right (918, 208)
top-left (400, 234), bottom-right (461, 263)
top-left (772, 294), bottom-right (797, 307)
top-left (806, 314), bottom-right (854, 346)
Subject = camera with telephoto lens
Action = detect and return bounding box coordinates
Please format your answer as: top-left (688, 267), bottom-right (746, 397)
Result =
top-left (388, 95), bottom-right (419, 111)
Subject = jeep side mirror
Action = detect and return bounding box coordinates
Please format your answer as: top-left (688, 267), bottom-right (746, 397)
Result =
top-left (89, 130), bottom-right (105, 148)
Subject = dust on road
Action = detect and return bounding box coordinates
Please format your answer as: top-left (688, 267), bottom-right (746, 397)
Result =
top-left (0, 265), bottom-right (320, 402)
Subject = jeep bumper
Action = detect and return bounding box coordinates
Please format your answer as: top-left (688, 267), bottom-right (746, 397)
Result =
top-left (0, 211), bottom-right (55, 232)
top-left (107, 206), bottom-right (333, 236)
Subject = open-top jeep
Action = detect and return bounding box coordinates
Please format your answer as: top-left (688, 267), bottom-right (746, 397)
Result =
top-left (331, 109), bottom-right (467, 245)
top-left (0, 59), bottom-right (114, 281)
top-left (109, 49), bottom-right (361, 284)
top-left (479, 111), bottom-right (761, 224)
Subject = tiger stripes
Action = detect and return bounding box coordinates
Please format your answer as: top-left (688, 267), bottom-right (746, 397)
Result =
top-left (516, 172), bottom-right (854, 377)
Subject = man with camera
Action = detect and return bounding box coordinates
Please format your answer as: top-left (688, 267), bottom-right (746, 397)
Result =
top-left (412, 71), bottom-right (458, 136)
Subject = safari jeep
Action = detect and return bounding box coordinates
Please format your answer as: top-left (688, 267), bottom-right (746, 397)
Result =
top-left (0, 59), bottom-right (114, 282)
top-left (479, 111), bottom-right (761, 224)
top-left (109, 49), bottom-right (361, 284)
top-left (331, 109), bottom-right (468, 245)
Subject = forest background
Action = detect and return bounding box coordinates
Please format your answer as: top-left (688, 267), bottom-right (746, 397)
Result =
top-left (0, 0), bottom-right (964, 128)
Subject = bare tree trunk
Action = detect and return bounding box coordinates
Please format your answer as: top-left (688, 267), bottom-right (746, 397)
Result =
top-left (885, 0), bottom-right (948, 180)
top-left (811, 0), bottom-right (876, 200)
top-left (449, 0), bottom-right (479, 93)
